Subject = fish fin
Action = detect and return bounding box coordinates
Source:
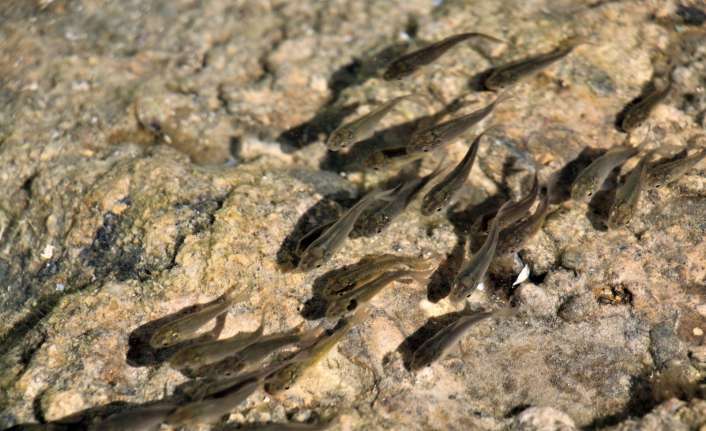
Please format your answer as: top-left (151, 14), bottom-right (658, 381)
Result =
top-left (406, 268), bottom-right (434, 284)
top-left (374, 186), bottom-right (402, 203)
top-left (561, 34), bottom-right (596, 48)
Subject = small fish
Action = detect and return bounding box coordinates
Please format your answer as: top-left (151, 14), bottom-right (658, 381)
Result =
top-left (608, 153), bottom-right (652, 228)
top-left (407, 94), bottom-right (509, 154)
top-left (298, 187), bottom-right (397, 271)
top-left (409, 305), bottom-right (496, 370)
top-left (358, 165), bottom-right (445, 235)
top-left (358, 149), bottom-right (428, 171)
top-left (484, 36), bottom-right (587, 90)
top-left (232, 329), bottom-right (307, 368)
top-left (420, 128), bottom-right (491, 215)
top-left (319, 254), bottom-right (433, 299)
top-left (647, 146), bottom-right (706, 189)
top-left (450, 201), bottom-right (512, 302)
top-left (149, 288), bottom-right (247, 349)
top-left (166, 378), bottom-right (260, 426)
top-left (496, 187), bottom-right (550, 255)
top-left (168, 315), bottom-right (265, 370)
top-left (264, 308), bottom-right (368, 394)
top-left (571, 146), bottom-right (639, 202)
top-left (384, 32), bottom-right (504, 81)
top-left (325, 267), bottom-right (431, 318)
top-left (88, 403), bottom-right (177, 431)
top-left (498, 173), bottom-right (540, 228)
top-left (295, 220), bottom-right (335, 257)
top-left (186, 357), bottom-right (299, 400)
top-left (619, 75), bottom-right (672, 133)
top-left (474, 173), bottom-right (539, 232)
top-left (167, 362), bottom-right (290, 426)
top-left (326, 95), bottom-right (420, 151)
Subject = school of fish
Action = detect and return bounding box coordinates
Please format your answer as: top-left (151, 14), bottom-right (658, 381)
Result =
top-left (25, 24), bottom-right (706, 431)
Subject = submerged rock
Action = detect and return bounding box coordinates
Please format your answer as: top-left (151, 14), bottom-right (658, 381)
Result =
top-left (1, 0), bottom-right (705, 430)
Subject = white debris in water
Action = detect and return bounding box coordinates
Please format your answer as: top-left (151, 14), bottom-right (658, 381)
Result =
top-left (40, 244), bottom-right (54, 260)
top-left (513, 264), bottom-right (531, 286)
top-left (477, 282), bottom-right (485, 291)
top-left (55, 283), bottom-right (65, 292)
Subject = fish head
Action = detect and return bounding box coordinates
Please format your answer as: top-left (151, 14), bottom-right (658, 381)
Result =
top-left (326, 298), bottom-right (357, 319)
top-left (449, 274), bottom-right (480, 303)
top-left (607, 202), bottom-right (632, 229)
top-left (410, 131), bottom-right (439, 154)
top-left (421, 190), bottom-right (450, 215)
top-left (298, 247), bottom-right (326, 271)
top-left (150, 328), bottom-right (180, 349)
top-left (264, 363), bottom-right (302, 394)
top-left (648, 173), bottom-right (670, 190)
top-left (570, 175), bottom-right (599, 202)
top-left (383, 61), bottom-right (411, 81)
top-left (484, 72), bottom-right (509, 91)
top-left (361, 151), bottom-right (387, 170)
top-left (327, 128), bottom-right (354, 151)
top-left (409, 346), bottom-right (437, 371)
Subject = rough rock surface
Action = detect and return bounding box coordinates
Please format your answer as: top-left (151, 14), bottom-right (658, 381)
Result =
top-left (1, 0), bottom-right (705, 430)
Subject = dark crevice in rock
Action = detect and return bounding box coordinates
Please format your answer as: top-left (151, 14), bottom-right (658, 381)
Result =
top-left (584, 374), bottom-right (655, 430)
top-left (0, 291), bottom-right (61, 358)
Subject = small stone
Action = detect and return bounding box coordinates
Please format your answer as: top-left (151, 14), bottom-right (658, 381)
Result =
top-left (693, 327), bottom-right (703, 337)
top-left (515, 406), bottom-right (576, 430)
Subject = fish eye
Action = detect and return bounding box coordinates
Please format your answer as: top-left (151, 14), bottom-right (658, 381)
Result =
top-left (655, 184), bottom-right (661, 188)
top-left (436, 207), bottom-right (442, 212)
top-left (587, 191), bottom-right (593, 197)
top-left (316, 263), bottom-right (322, 268)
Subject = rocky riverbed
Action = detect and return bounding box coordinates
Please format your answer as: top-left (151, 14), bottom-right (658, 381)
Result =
top-left (1, 0), bottom-right (706, 430)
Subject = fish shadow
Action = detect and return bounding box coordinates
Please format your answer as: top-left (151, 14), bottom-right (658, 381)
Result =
top-left (126, 305), bottom-right (226, 367)
top-left (467, 67), bottom-right (496, 92)
top-left (585, 170), bottom-right (620, 231)
top-left (276, 103), bottom-right (361, 152)
top-left (276, 42), bottom-right (411, 152)
top-left (275, 191), bottom-right (354, 271)
top-left (396, 309), bottom-right (468, 371)
top-left (614, 79), bottom-right (659, 132)
top-left (426, 236), bottom-right (467, 303)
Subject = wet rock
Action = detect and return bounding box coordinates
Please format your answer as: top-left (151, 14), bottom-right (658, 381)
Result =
top-left (1, 0), bottom-right (706, 430)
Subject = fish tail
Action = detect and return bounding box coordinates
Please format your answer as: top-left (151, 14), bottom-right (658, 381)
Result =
top-left (561, 34), bottom-right (595, 49)
top-left (372, 186), bottom-right (401, 203)
top-left (463, 32), bottom-right (506, 44)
